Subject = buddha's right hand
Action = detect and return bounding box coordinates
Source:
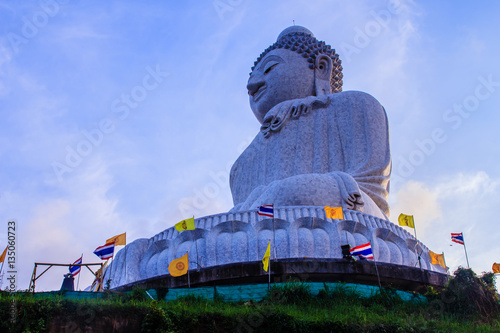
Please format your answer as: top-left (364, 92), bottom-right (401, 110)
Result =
top-left (261, 95), bottom-right (330, 137)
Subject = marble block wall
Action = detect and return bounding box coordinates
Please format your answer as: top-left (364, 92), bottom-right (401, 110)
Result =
top-left (106, 207), bottom-right (446, 288)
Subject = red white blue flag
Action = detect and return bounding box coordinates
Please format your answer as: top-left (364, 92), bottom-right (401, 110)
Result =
top-left (94, 242), bottom-right (115, 260)
top-left (257, 205), bottom-right (274, 218)
top-left (451, 232), bottom-right (464, 245)
top-left (69, 256), bottom-right (82, 276)
top-left (350, 242), bottom-right (374, 260)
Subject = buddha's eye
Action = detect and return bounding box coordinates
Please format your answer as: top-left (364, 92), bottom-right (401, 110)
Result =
top-left (264, 62), bottom-right (278, 75)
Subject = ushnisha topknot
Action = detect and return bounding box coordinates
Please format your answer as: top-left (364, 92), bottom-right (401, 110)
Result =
top-left (251, 26), bottom-right (343, 93)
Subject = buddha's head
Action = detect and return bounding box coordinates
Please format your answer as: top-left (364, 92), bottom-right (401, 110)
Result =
top-left (247, 26), bottom-right (343, 124)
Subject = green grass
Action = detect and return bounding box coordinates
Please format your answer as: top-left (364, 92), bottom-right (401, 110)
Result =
top-left (0, 279), bottom-right (499, 332)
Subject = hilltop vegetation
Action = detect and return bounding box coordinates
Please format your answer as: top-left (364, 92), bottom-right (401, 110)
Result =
top-left (0, 268), bottom-right (498, 332)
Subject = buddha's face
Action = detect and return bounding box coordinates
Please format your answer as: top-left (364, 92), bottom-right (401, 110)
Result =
top-left (247, 49), bottom-right (315, 124)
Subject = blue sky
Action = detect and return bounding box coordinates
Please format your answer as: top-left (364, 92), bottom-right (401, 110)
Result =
top-left (1, 0), bottom-right (499, 291)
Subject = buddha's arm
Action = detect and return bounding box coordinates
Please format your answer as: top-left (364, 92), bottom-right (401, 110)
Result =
top-left (333, 91), bottom-right (391, 216)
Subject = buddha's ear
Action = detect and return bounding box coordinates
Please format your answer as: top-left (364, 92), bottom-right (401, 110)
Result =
top-left (314, 55), bottom-right (333, 96)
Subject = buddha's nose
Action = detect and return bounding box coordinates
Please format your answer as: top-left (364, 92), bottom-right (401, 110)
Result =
top-left (247, 75), bottom-right (265, 96)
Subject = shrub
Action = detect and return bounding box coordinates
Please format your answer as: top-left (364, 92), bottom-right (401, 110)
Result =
top-left (127, 287), bottom-right (150, 302)
top-left (317, 282), bottom-right (362, 304)
top-left (142, 301), bottom-right (174, 333)
top-left (367, 287), bottom-right (403, 309)
top-left (442, 267), bottom-right (500, 320)
top-left (266, 280), bottom-right (313, 305)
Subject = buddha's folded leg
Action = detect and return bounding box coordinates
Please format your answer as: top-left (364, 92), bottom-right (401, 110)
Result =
top-left (248, 173), bottom-right (344, 208)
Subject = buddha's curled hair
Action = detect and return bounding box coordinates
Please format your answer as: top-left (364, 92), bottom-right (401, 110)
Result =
top-left (251, 31), bottom-right (343, 93)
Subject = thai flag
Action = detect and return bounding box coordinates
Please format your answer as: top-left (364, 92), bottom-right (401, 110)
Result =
top-left (257, 205), bottom-right (274, 218)
top-left (69, 256), bottom-right (82, 276)
top-left (451, 232), bottom-right (464, 245)
top-left (350, 242), bottom-right (374, 260)
top-left (94, 242), bottom-right (115, 260)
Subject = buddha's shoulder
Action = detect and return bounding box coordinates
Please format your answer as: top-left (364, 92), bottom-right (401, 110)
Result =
top-left (328, 90), bottom-right (383, 108)
top-left (323, 91), bottom-right (386, 120)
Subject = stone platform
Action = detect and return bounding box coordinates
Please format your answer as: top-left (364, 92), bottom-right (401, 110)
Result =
top-left (106, 207), bottom-right (447, 290)
top-left (113, 258), bottom-right (448, 293)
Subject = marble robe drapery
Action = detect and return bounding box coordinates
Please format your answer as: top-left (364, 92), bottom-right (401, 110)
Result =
top-left (229, 90), bottom-right (391, 218)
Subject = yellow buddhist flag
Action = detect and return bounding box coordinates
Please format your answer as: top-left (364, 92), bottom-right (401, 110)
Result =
top-left (175, 217), bottom-right (195, 232)
top-left (0, 246), bottom-right (7, 263)
top-left (325, 206), bottom-right (344, 220)
top-left (106, 232), bottom-right (126, 246)
top-left (398, 213), bottom-right (415, 228)
top-left (493, 263), bottom-right (500, 274)
top-left (262, 241), bottom-right (271, 272)
top-left (168, 253), bottom-right (189, 277)
top-left (429, 250), bottom-right (447, 269)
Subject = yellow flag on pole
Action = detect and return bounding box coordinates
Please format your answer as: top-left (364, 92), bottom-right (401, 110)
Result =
top-left (398, 213), bottom-right (415, 228)
top-left (325, 206), bottom-right (344, 219)
top-left (168, 253), bottom-right (189, 277)
top-left (429, 251), bottom-right (447, 269)
top-left (106, 232), bottom-right (126, 246)
top-left (175, 217), bottom-right (195, 232)
top-left (493, 263), bottom-right (500, 274)
top-left (262, 241), bottom-right (271, 272)
top-left (0, 246), bottom-right (7, 263)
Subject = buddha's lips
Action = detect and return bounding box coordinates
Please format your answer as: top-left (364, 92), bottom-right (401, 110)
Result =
top-left (253, 85), bottom-right (267, 102)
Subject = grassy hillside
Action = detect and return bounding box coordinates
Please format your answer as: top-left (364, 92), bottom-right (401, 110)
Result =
top-left (1, 268), bottom-right (499, 332)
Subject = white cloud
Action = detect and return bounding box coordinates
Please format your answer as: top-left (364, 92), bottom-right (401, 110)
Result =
top-left (390, 180), bottom-right (442, 235)
top-left (390, 171), bottom-right (500, 281)
top-left (7, 157), bottom-right (127, 291)
top-left (434, 171), bottom-right (499, 200)
top-left (391, 172), bottom-right (500, 226)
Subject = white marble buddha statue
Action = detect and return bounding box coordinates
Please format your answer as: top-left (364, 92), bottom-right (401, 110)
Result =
top-left (229, 26), bottom-right (392, 219)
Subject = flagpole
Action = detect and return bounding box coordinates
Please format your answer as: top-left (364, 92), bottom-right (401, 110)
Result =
top-left (463, 235), bottom-right (470, 268)
top-left (0, 262), bottom-right (4, 288)
top-left (411, 216), bottom-right (422, 269)
top-left (343, 210), bottom-right (347, 245)
top-left (76, 254), bottom-right (82, 291)
top-left (270, 205), bottom-right (275, 291)
top-left (187, 250), bottom-right (191, 289)
top-left (373, 259), bottom-right (382, 290)
top-left (272, 204), bottom-right (276, 260)
top-left (268, 250), bottom-right (271, 291)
